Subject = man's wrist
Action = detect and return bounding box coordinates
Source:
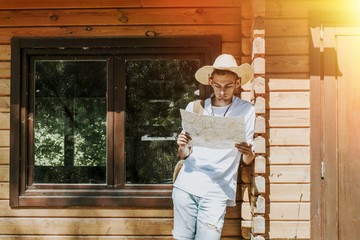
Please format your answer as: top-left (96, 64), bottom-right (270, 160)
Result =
top-left (178, 145), bottom-right (190, 159)
top-left (243, 151), bottom-right (255, 165)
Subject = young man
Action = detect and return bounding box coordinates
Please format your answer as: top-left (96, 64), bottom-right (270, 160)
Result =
top-left (172, 54), bottom-right (255, 240)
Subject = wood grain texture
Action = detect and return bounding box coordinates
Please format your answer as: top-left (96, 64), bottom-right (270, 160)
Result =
top-left (0, 165), bottom-right (8, 182)
top-left (0, 8), bottom-right (242, 27)
top-left (0, 45), bottom-right (10, 61)
top-left (268, 146), bottom-right (310, 165)
top-left (0, 217), bottom-right (242, 236)
top-left (242, 202), bottom-right (310, 220)
top-left (0, 130), bottom-right (10, 147)
top-left (0, 148), bottom-right (9, 164)
top-left (0, 97), bottom-right (10, 113)
top-left (0, 62), bottom-right (10, 78)
top-left (269, 128), bottom-right (310, 146)
top-left (269, 92), bottom-right (309, 109)
top-left (0, 79), bottom-right (10, 95)
top-left (0, 26), bottom-right (243, 44)
top-left (241, 183), bottom-right (310, 202)
top-left (0, 113), bottom-right (10, 130)
top-left (0, 0), bottom-right (244, 9)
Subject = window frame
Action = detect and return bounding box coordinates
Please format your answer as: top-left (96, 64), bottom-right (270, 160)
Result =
top-left (10, 36), bottom-right (221, 207)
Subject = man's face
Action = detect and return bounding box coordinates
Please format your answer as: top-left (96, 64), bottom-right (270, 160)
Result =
top-left (209, 73), bottom-right (240, 103)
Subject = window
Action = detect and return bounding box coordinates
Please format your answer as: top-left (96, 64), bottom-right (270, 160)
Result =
top-left (10, 36), bottom-right (221, 207)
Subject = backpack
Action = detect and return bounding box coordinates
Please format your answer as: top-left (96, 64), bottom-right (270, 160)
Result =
top-left (172, 99), bottom-right (204, 183)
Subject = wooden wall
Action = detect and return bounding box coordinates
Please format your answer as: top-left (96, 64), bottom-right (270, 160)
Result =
top-left (0, 0), bottom-right (253, 239)
top-left (244, 1), bottom-right (313, 239)
top-left (2, 0), bottom-right (351, 239)
top-left (249, 0), bottom-right (355, 239)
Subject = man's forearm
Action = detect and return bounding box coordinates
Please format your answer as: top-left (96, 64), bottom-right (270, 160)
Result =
top-left (243, 151), bottom-right (255, 165)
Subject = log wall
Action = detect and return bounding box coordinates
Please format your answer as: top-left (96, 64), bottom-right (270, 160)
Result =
top-left (1, 0), bottom-right (348, 239)
top-left (0, 0), bottom-right (251, 239)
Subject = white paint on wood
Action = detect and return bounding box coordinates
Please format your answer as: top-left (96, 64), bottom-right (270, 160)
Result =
top-left (254, 195), bottom-right (266, 214)
top-left (251, 57), bottom-right (265, 75)
top-left (254, 156), bottom-right (266, 174)
top-left (254, 176), bottom-right (266, 194)
top-left (254, 96), bottom-right (265, 114)
top-left (253, 216), bottom-right (265, 234)
top-left (252, 37), bottom-right (265, 59)
top-left (254, 136), bottom-right (266, 153)
top-left (253, 76), bottom-right (266, 94)
top-left (254, 116), bottom-right (266, 134)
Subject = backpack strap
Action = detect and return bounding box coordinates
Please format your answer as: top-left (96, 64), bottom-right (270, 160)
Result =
top-left (193, 99), bottom-right (204, 115)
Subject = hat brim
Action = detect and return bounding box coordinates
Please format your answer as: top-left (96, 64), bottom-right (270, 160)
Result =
top-left (194, 63), bottom-right (254, 86)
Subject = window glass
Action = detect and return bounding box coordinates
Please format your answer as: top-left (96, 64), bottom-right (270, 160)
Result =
top-left (125, 59), bottom-right (199, 184)
top-left (34, 60), bottom-right (107, 184)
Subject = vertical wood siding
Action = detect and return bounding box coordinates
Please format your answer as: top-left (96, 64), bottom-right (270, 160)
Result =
top-left (0, 0), bottom-right (251, 239)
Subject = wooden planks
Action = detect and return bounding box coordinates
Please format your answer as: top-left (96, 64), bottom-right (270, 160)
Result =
top-left (0, 217), bottom-right (242, 236)
top-left (269, 165), bottom-right (310, 183)
top-left (0, 8), bottom-right (242, 27)
top-left (269, 110), bottom-right (310, 127)
top-left (269, 128), bottom-right (310, 146)
top-left (265, 19), bottom-right (309, 37)
top-left (242, 202), bottom-right (310, 220)
top-left (0, 26), bottom-right (245, 44)
top-left (0, 183), bottom-right (9, 199)
top-left (0, 1), bottom-right (252, 239)
top-left (0, 148), bottom-right (9, 164)
top-left (0, 62), bottom-right (10, 78)
top-left (241, 184), bottom-right (310, 202)
top-left (0, 165), bottom-right (8, 182)
top-left (0, 45), bottom-right (11, 60)
top-left (0, 113), bottom-right (10, 130)
top-left (269, 78), bottom-right (310, 91)
top-left (268, 146), bottom-right (310, 165)
top-left (0, 0), bottom-right (244, 9)
top-left (0, 199), bottom-right (243, 219)
top-left (0, 0), bottom-right (315, 239)
top-left (266, 0), bottom-right (356, 19)
top-left (266, 37), bottom-right (309, 55)
top-left (262, 4), bottom-right (312, 239)
top-left (0, 79), bottom-right (10, 95)
top-left (0, 130), bottom-right (10, 147)
top-left (0, 97), bottom-right (10, 113)
top-left (267, 55), bottom-right (309, 73)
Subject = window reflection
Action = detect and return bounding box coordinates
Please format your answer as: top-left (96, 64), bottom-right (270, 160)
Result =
top-left (33, 60), bottom-right (107, 184)
top-left (125, 59), bottom-right (199, 184)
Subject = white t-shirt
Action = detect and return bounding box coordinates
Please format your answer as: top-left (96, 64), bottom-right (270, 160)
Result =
top-left (173, 96), bottom-right (255, 206)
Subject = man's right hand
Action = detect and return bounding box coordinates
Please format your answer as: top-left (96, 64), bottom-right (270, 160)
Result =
top-left (176, 131), bottom-right (192, 147)
top-left (177, 131), bottom-right (192, 159)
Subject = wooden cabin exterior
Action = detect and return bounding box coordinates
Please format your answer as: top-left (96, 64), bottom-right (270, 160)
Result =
top-left (0, 0), bottom-right (359, 239)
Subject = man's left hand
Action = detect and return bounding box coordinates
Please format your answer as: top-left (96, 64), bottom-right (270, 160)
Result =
top-left (235, 142), bottom-right (252, 155)
top-left (235, 142), bottom-right (255, 165)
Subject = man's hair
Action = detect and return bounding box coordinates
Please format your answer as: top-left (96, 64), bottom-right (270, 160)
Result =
top-left (210, 69), bottom-right (240, 80)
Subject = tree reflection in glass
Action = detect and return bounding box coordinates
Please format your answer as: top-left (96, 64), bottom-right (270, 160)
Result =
top-left (125, 59), bottom-right (199, 184)
top-left (34, 60), bottom-right (107, 184)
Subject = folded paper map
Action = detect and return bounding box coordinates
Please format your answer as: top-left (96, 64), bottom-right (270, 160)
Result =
top-left (180, 109), bottom-right (246, 149)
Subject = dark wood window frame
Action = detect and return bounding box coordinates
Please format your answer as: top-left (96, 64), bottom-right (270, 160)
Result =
top-left (10, 36), bottom-right (221, 207)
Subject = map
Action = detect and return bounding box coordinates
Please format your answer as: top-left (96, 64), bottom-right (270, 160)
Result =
top-left (180, 109), bottom-right (246, 149)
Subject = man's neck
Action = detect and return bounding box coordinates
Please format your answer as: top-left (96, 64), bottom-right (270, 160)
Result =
top-left (212, 97), bottom-right (233, 107)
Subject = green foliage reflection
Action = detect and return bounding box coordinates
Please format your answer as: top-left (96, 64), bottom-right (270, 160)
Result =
top-left (126, 59), bottom-right (199, 184)
top-left (34, 60), bottom-right (107, 183)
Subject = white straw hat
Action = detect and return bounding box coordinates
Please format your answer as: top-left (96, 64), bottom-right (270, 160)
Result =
top-left (194, 54), bottom-right (254, 85)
